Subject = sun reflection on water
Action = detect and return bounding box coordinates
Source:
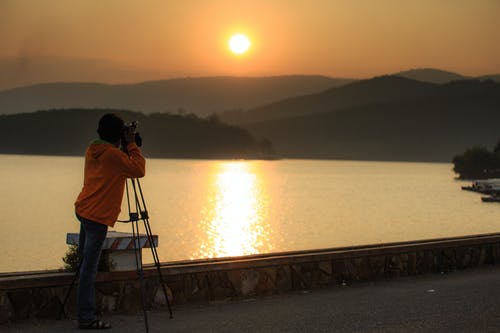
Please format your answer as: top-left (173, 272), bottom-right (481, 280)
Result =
top-left (195, 162), bottom-right (271, 258)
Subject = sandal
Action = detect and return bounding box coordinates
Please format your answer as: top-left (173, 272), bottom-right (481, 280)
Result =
top-left (78, 319), bottom-right (112, 330)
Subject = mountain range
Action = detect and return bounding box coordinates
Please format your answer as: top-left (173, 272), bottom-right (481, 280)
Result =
top-left (0, 75), bottom-right (351, 116)
top-left (1, 68), bottom-right (498, 118)
top-left (220, 76), bottom-right (436, 124)
top-left (0, 56), bottom-right (171, 91)
top-left (242, 77), bottom-right (500, 162)
top-left (0, 68), bottom-right (499, 162)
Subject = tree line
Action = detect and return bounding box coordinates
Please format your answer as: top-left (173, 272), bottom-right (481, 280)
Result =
top-left (453, 140), bottom-right (500, 179)
top-left (0, 109), bottom-right (276, 159)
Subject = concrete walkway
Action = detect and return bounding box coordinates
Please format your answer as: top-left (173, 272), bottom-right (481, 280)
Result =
top-left (4, 266), bottom-right (500, 332)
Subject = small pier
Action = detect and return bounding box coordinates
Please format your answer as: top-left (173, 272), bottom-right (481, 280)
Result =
top-left (462, 178), bottom-right (500, 203)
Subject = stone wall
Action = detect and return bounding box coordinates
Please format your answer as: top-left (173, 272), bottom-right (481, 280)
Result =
top-left (2, 233), bottom-right (500, 323)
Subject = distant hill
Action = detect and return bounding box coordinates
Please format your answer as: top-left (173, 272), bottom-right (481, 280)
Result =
top-left (0, 76), bottom-right (352, 116)
top-left (478, 74), bottom-right (500, 82)
top-left (0, 55), bottom-right (165, 91)
top-left (394, 68), bottom-right (500, 84)
top-left (220, 76), bottom-right (437, 124)
top-left (244, 79), bottom-right (500, 162)
top-left (395, 68), bottom-right (468, 84)
top-left (0, 109), bottom-right (276, 159)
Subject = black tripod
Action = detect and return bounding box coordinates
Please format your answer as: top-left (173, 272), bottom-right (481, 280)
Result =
top-left (122, 177), bottom-right (174, 332)
top-left (59, 178), bottom-right (173, 332)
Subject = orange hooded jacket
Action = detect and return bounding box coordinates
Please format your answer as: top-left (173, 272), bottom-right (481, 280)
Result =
top-left (75, 140), bottom-right (145, 227)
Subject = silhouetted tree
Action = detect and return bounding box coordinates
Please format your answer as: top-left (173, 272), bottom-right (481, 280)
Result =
top-left (453, 145), bottom-right (500, 179)
top-left (494, 138), bottom-right (500, 155)
top-left (207, 113), bottom-right (221, 124)
top-left (258, 138), bottom-right (276, 158)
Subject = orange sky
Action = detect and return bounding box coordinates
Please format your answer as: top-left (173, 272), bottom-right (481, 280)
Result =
top-left (1, 0), bottom-right (499, 81)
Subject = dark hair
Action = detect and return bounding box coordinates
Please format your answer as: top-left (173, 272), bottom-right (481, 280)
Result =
top-left (97, 113), bottom-right (124, 143)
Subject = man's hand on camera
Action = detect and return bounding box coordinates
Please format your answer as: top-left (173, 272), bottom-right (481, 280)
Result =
top-left (123, 128), bottom-right (136, 145)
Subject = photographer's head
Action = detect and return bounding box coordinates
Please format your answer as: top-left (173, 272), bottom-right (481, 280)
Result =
top-left (97, 113), bottom-right (124, 146)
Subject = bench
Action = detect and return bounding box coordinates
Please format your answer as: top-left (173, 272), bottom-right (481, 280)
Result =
top-left (66, 231), bottom-right (158, 271)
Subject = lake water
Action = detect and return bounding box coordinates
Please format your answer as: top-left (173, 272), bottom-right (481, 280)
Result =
top-left (1, 155), bottom-right (499, 273)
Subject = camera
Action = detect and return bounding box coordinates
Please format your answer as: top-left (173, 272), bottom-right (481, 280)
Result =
top-left (122, 121), bottom-right (142, 147)
top-left (124, 121), bottom-right (139, 132)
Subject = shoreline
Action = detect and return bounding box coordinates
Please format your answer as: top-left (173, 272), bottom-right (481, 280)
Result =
top-left (2, 232), bottom-right (500, 323)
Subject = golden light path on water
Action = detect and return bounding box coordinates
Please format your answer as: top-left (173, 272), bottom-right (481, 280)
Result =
top-left (194, 162), bottom-right (271, 258)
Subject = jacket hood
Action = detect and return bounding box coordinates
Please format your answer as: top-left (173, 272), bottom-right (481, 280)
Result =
top-left (89, 139), bottom-right (116, 159)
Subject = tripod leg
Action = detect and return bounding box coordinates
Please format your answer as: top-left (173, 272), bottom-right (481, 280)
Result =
top-left (132, 219), bottom-right (150, 333)
top-left (133, 179), bottom-right (173, 317)
top-left (132, 178), bottom-right (174, 318)
top-left (58, 259), bottom-right (82, 320)
top-left (144, 219), bottom-right (173, 318)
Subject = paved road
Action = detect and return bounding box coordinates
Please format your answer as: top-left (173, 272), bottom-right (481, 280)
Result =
top-left (5, 266), bottom-right (500, 332)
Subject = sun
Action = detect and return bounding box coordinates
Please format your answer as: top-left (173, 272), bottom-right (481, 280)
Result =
top-left (228, 34), bottom-right (251, 55)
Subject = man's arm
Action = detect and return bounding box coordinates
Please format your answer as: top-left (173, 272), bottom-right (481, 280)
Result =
top-left (117, 143), bottom-right (146, 178)
top-left (116, 127), bottom-right (146, 178)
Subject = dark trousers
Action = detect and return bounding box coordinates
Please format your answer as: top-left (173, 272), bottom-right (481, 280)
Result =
top-left (76, 213), bottom-right (108, 323)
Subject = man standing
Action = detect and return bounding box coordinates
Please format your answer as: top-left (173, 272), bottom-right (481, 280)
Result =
top-left (74, 113), bottom-right (145, 329)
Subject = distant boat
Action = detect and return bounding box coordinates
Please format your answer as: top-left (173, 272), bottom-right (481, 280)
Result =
top-left (462, 178), bottom-right (500, 195)
top-left (472, 178), bottom-right (500, 192)
top-left (481, 196), bottom-right (500, 203)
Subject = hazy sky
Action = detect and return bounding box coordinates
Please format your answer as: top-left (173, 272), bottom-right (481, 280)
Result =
top-left (1, 0), bottom-right (499, 81)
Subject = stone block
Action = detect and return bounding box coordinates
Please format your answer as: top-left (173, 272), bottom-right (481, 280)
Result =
top-left (353, 258), bottom-right (364, 267)
top-left (206, 271), bottom-right (235, 300)
top-left (332, 259), bottom-right (350, 283)
top-left (100, 294), bottom-right (118, 313)
top-left (417, 251), bottom-right (435, 273)
top-left (356, 257), bottom-right (372, 281)
top-left (179, 274), bottom-right (197, 303)
top-left (492, 244), bottom-right (500, 263)
top-left (314, 261), bottom-right (332, 286)
top-left (455, 248), bottom-right (467, 269)
top-left (470, 247), bottom-right (481, 266)
top-left (0, 291), bottom-right (14, 324)
top-left (291, 264), bottom-right (310, 289)
top-left (448, 249), bottom-right (458, 269)
top-left (195, 273), bottom-right (209, 290)
top-left (479, 246), bottom-right (489, 265)
top-left (318, 261), bottom-right (332, 276)
top-left (118, 283), bottom-right (142, 314)
top-left (345, 260), bottom-right (358, 280)
top-left (31, 288), bottom-right (64, 319)
top-left (227, 270), bottom-right (243, 297)
top-left (368, 256), bottom-right (385, 278)
top-left (240, 269), bottom-right (259, 296)
top-left (211, 286), bottom-right (234, 301)
top-left (443, 249), bottom-right (455, 260)
top-left (386, 256), bottom-right (404, 278)
top-left (275, 266), bottom-right (292, 293)
top-left (160, 275), bottom-right (181, 300)
top-left (290, 265), bottom-right (300, 289)
top-left (256, 268), bottom-right (277, 295)
top-left (189, 273), bottom-right (210, 303)
top-left (407, 252), bottom-right (417, 275)
top-left (227, 269), bottom-right (259, 297)
top-left (153, 284), bottom-right (173, 306)
top-left (38, 297), bottom-right (61, 319)
top-left (8, 290), bottom-right (32, 320)
top-left (462, 253), bottom-right (472, 268)
top-left (215, 272), bottom-right (235, 290)
top-left (58, 286), bottom-right (77, 317)
top-left (96, 282), bottom-right (122, 296)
